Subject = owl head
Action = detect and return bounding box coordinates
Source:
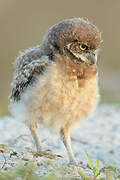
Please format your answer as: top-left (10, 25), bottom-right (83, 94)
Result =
top-left (41, 18), bottom-right (101, 65)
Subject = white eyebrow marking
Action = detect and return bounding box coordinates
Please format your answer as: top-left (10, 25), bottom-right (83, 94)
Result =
top-left (66, 43), bottom-right (72, 50)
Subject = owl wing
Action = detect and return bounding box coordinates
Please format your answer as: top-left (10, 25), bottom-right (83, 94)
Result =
top-left (10, 51), bottom-right (51, 102)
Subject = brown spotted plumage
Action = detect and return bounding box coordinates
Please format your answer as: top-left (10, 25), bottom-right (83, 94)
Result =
top-left (10, 18), bottom-right (101, 165)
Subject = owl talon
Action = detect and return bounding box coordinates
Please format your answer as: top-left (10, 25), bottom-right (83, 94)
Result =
top-left (27, 148), bottom-right (58, 160)
top-left (37, 151), bottom-right (58, 160)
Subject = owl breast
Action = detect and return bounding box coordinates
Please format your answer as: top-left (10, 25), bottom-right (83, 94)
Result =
top-left (19, 58), bottom-right (99, 129)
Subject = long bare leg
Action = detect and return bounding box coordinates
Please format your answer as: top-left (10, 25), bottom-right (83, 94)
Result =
top-left (60, 123), bottom-right (77, 165)
top-left (29, 123), bottom-right (57, 159)
top-left (29, 123), bottom-right (43, 152)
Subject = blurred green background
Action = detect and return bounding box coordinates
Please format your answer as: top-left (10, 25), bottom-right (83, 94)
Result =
top-left (0, 0), bottom-right (120, 117)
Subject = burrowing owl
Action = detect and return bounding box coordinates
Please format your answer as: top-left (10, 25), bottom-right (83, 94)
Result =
top-left (10, 18), bottom-right (101, 165)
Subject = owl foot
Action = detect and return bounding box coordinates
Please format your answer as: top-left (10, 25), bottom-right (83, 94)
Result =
top-left (27, 148), bottom-right (60, 160)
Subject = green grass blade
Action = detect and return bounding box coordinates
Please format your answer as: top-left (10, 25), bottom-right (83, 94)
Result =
top-left (101, 166), bottom-right (117, 174)
top-left (85, 150), bottom-right (96, 173)
top-left (78, 169), bottom-right (90, 180)
top-left (95, 159), bottom-right (99, 177)
top-left (117, 174), bottom-right (120, 179)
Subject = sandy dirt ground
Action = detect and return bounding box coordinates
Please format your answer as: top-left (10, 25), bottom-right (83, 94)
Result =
top-left (0, 104), bottom-right (120, 178)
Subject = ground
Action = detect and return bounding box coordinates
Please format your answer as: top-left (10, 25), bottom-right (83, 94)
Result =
top-left (0, 104), bottom-right (120, 179)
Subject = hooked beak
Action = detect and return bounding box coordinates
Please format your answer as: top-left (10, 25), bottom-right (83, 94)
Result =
top-left (87, 53), bottom-right (97, 64)
top-left (79, 52), bottom-right (98, 65)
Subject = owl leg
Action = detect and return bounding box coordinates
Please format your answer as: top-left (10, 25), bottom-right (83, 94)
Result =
top-left (60, 123), bottom-right (77, 165)
top-left (29, 123), bottom-right (43, 152)
top-left (29, 124), bottom-right (58, 159)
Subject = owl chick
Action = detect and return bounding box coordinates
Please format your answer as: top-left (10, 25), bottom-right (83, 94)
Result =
top-left (10, 18), bottom-right (101, 165)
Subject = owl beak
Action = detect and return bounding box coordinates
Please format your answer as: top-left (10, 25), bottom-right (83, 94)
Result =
top-left (79, 52), bottom-right (97, 65)
top-left (88, 53), bottom-right (97, 64)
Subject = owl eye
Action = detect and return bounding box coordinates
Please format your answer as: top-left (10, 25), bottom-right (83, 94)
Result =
top-left (79, 44), bottom-right (88, 51)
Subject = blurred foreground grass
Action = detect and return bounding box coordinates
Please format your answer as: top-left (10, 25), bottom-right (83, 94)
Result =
top-left (0, 154), bottom-right (119, 180)
top-left (0, 144), bottom-right (120, 180)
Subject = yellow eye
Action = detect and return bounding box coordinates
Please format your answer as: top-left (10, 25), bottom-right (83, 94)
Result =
top-left (79, 44), bottom-right (88, 51)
